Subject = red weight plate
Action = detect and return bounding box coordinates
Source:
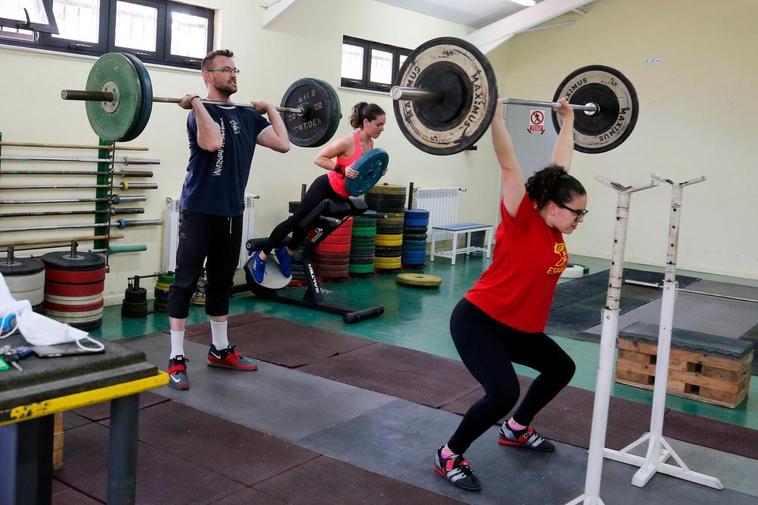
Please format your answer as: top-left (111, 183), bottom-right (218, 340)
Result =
top-left (45, 265), bottom-right (107, 284)
top-left (45, 281), bottom-right (104, 297)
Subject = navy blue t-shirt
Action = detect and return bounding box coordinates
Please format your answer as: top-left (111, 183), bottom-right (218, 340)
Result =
top-left (180, 104), bottom-right (271, 216)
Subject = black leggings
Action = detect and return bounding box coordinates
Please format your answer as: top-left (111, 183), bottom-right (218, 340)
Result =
top-left (168, 210), bottom-right (242, 319)
top-left (263, 174), bottom-right (345, 254)
top-left (447, 298), bottom-right (575, 455)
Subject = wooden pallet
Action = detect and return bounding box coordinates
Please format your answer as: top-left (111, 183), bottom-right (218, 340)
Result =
top-left (616, 338), bottom-right (753, 408)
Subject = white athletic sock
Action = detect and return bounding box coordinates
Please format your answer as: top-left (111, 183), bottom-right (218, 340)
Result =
top-left (170, 330), bottom-right (185, 359)
top-left (210, 320), bottom-right (229, 350)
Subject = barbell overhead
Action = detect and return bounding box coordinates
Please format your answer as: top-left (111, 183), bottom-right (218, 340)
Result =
top-left (62, 52), bottom-right (341, 146)
top-left (392, 37), bottom-right (638, 155)
top-left (390, 88), bottom-right (598, 113)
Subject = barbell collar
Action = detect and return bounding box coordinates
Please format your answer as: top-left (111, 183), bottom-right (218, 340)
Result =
top-left (62, 89), bottom-right (304, 115)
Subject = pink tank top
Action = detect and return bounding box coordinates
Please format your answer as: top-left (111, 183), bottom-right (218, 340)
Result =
top-left (327, 131), bottom-right (369, 198)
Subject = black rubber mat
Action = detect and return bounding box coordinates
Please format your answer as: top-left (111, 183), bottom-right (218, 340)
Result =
top-left (253, 454), bottom-right (464, 505)
top-left (300, 343), bottom-right (481, 408)
top-left (103, 401), bottom-right (319, 486)
top-left (184, 316), bottom-right (374, 368)
top-left (72, 390), bottom-right (168, 421)
top-left (548, 268), bottom-right (700, 339)
top-left (55, 400), bottom-right (462, 505)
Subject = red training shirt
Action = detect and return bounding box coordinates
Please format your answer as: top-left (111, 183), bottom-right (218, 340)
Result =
top-left (327, 131), bottom-right (368, 198)
top-left (465, 194), bottom-right (568, 333)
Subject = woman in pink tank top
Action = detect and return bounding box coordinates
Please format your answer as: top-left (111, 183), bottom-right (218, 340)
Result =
top-left (249, 102), bottom-right (386, 283)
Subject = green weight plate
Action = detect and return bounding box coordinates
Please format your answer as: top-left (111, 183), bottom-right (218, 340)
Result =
top-left (85, 53), bottom-right (152, 142)
top-left (367, 183), bottom-right (406, 196)
top-left (280, 78), bottom-right (341, 147)
top-left (393, 37), bottom-right (498, 156)
top-left (552, 65), bottom-right (638, 154)
top-left (120, 53), bottom-right (153, 142)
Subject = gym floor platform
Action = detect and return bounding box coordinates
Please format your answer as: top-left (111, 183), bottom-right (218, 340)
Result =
top-left (52, 254), bottom-right (758, 504)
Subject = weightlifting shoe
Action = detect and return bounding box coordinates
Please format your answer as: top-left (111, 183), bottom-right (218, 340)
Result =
top-left (207, 344), bottom-right (258, 371)
top-left (246, 251), bottom-right (266, 284)
top-left (498, 423), bottom-right (555, 452)
top-left (434, 447), bottom-right (481, 491)
top-left (167, 355), bottom-right (190, 391)
top-left (275, 246), bottom-right (293, 277)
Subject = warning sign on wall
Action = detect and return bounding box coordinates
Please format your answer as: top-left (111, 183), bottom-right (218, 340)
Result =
top-left (528, 110), bottom-right (545, 134)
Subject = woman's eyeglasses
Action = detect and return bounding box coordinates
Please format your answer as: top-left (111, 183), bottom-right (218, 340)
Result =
top-left (557, 202), bottom-right (589, 219)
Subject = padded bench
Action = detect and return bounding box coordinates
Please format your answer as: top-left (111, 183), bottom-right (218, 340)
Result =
top-left (430, 223), bottom-right (493, 266)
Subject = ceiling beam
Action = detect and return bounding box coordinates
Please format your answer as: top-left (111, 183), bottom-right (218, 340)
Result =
top-left (466, 0), bottom-right (595, 53)
top-left (261, 0), bottom-right (299, 28)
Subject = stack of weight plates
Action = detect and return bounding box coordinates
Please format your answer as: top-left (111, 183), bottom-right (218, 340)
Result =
top-left (121, 282), bottom-right (148, 318)
top-left (1, 257), bottom-right (45, 312)
top-left (42, 251), bottom-right (106, 331)
top-left (402, 209), bottom-right (429, 268)
top-left (153, 273), bottom-right (174, 312)
top-left (349, 212), bottom-right (377, 276)
top-left (365, 184), bottom-right (406, 272)
top-left (191, 269), bottom-right (206, 305)
top-left (313, 217), bottom-right (352, 281)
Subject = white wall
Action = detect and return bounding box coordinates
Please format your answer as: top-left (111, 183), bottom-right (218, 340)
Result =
top-left (1, 0), bottom-right (501, 303)
top-left (3, 0), bottom-right (755, 307)
top-left (488, 0), bottom-right (758, 280)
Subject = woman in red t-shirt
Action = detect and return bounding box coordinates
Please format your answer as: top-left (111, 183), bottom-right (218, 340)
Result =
top-left (435, 98), bottom-right (587, 492)
top-left (249, 102), bottom-right (386, 282)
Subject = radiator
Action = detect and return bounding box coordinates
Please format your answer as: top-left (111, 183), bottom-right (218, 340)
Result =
top-left (411, 187), bottom-right (464, 241)
top-left (162, 195), bottom-right (258, 272)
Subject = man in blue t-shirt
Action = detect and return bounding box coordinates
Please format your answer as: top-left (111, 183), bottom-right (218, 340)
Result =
top-left (167, 49), bottom-right (290, 391)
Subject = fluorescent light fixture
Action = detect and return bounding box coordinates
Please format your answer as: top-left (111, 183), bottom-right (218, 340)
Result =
top-left (510, 0), bottom-right (536, 6)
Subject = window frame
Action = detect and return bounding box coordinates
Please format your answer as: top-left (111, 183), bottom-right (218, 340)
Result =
top-left (341, 35), bottom-right (411, 93)
top-left (0, 0), bottom-right (213, 70)
top-left (163, 1), bottom-right (211, 68)
top-left (0, 0), bottom-right (59, 35)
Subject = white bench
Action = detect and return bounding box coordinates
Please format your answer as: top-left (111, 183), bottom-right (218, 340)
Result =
top-left (430, 223), bottom-right (493, 265)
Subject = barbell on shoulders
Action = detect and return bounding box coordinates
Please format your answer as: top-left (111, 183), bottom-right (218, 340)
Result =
top-left (391, 37), bottom-right (638, 155)
top-left (61, 52), bottom-right (341, 147)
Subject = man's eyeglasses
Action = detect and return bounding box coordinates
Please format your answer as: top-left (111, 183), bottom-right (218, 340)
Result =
top-left (208, 67), bottom-right (240, 75)
top-left (557, 202), bottom-right (589, 219)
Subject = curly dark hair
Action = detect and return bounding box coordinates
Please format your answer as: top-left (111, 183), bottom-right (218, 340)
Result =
top-left (201, 49), bottom-right (234, 71)
top-left (525, 164), bottom-right (586, 210)
top-left (349, 102), bottom-right (385, 128)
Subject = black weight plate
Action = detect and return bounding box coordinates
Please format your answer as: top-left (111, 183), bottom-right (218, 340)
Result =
top-left (0, 257), bottom-right (44, 276)
top-left (551, 65), bottom-right (639, 154)
top-left (42, 251), bottom-right (105, 270)
top-left (280, 78), bottom-right (341, 147)
top-left (120, 53), bottom-right (154, 142)
top-left (289, 201), bottom-right (301, 214)
top-left (393, 37), bottom-right (498, 156)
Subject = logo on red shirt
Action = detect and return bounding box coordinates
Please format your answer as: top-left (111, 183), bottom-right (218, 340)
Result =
top-left (547, 242), bottom-right (568, 274)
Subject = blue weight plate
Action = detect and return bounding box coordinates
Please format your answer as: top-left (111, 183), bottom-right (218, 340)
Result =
top-left (344, 148), bottom-right (389, 197)
top-left (404, 209), bottom-right (429, 219)
top-left (404, 218), bottom-right (429, 227)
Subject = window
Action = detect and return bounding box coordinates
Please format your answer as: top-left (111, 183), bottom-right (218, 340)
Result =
top-left (0, 0), bottom-right (213, 69)
top-left (0, 0), bottom-right (58, 35)
top-left (341, 35), bottom-right (410, 93)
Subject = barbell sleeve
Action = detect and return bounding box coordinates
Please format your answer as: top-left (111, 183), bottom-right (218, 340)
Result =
top-left (389, 86), bottom-right (445, 102)
top-left (62, 89), bottom-right (303, 115)
top-left (501, 97), bottom-right (597, 113)
top-left (390, 85), bottom-right (597, 112)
